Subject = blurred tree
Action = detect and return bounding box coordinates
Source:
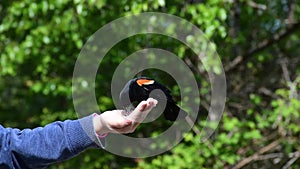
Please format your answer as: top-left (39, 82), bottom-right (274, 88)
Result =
top-left (0, 0), bottom-right (299, 168)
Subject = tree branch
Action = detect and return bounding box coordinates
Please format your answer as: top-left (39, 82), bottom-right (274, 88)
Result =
top-left (256, 153), bottom-right (283, 161)
top-left (287, 0), bottom-right (296, 25)
top-left (248, 20), bottom-right (300, 57)
top-left (247, 0), bottom-right (267, 10)
top-left (226, 20), bottom-right (300, 72)
top-left (232, 139), bottom-right (282, 169)
top-left (282, 151), bottom-right (300, 169)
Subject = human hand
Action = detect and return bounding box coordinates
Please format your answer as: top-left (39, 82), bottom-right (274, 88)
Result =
top-left (93, 98), bottom-right (157, 134)
top-left (124, 98), bottom-right (158, 129)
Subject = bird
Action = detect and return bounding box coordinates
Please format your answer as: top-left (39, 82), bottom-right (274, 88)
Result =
top-left (119, 76), bottom-right (188, 121)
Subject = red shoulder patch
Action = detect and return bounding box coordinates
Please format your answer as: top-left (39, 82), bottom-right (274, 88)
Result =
top-left (136, 79), bottom-right (155, 86)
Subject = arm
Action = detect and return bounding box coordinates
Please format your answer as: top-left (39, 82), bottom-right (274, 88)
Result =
top-left (0, 98), bottom-right (157, 169)
top-left (0, 115), bottom-right (99, 169)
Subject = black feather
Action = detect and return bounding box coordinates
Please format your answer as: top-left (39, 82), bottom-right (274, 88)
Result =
top-left (119, 77), bottom-right (188, 121)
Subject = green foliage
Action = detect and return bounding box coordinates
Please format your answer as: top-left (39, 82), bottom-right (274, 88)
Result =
top-left (139, 88), bottom-right (300, 168)
top-left (1, 0), bottom-right (300, 168)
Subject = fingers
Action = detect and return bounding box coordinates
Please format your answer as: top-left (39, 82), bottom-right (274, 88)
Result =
top-left (113, 124), bottom-right (135, 133)
top-left (99, 98), bottom-right (158, 134)
top-left (110, 120), bottom-right (132, 129)
top-left (137, 98), bottom-right (158, 112)
top-left (128, 98), bottom-right (157, 123)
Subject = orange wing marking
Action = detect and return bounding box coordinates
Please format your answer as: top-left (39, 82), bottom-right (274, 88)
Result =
top-left (136, 79), bottom-right (155, 86)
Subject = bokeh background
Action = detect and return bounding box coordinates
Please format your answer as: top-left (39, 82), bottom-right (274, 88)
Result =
top-left (0, 0), bottom-right (299, 168)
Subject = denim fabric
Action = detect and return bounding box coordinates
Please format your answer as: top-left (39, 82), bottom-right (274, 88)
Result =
top-left (0, 115), bottom-right (104, 169)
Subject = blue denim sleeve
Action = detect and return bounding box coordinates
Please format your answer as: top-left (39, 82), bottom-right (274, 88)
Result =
top-left (0, 115), bottom-right (105, 169)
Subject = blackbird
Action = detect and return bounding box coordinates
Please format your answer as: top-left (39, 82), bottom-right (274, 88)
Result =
top-left (119, 77), bottom-right (188, 121)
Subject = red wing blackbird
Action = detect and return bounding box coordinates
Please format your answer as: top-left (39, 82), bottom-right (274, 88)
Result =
top-left (119, 77), bottom-right (188, 121)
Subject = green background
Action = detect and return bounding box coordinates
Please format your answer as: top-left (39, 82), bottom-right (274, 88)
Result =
top-left (0, 0), bottom-right (300, 168)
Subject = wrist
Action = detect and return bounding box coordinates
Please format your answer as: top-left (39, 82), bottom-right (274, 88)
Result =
top-left (93, 113), bottom-right (109, 135)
